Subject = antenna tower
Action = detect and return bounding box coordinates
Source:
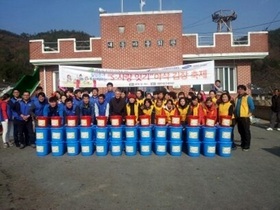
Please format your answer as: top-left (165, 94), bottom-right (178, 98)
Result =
top-left (212, 10), bottom-right (237, 32)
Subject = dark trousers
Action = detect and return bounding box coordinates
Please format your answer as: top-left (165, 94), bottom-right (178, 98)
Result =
top-left (15, 119), bottom-right (35, 145)
top-left (236, 117), bottom-right (251, 149)
top-left (269, 111), bottom-right (280, 128)
top-left (13, 121), bottom-right (19, 146)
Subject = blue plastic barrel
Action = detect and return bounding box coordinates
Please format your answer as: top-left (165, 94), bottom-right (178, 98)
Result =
top-left (110, 140), bottom-right (123, 156)
top-left (125, 126), bottom-right (138, 141)
top-left (51, 127), bottom-right (64, 141)
top-left (80, 140), bottom-right (94, 156)
top-left (170, 126), bottom-right (183, 141)
top-left (169, 140), bottom-right (183, 156)
top-left (187, 141), bottom-right (201, 157)
top-left (124, 140), bottom-right (137, 156)
top-left (96, 127), bottom-right (108, 141)
top-left (35, 140), bottom-right (50, 156)
top-left (217, 141), bottom-right (232, 157)
top-left (139, 126), bottom-right (152, 141)
top-left (154, 140), bottom-right (167, 156)
top-left (65, 127), bottom-right (79, 141)
top-left (202, 126), bottom-right (217, 142)
top-left (51, 140), bottom-right (65, 156)
top-left (66, 140), bottom-right (80, 156)
top-left (186, 126), bottom-right (200, 142)
top-left (111, 127), bottom-right (123, 141)
top-left (80, 127), bottom-right (93, 141)
top-left (35, 127), bottom-right (50, 141)
top-left (217, 126), bottom-right (232, 142)
top-left (95, 140), bottom-right (108, 156)
top-left (140, 140), bottom-right (152, 156)
top-left (202, 141), bottom-right (216, 157)
top-left (154, 126), bottom-right (167, 141)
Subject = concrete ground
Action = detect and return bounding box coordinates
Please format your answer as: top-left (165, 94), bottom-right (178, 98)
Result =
top-left (1, 120), bottom-right (280, 210)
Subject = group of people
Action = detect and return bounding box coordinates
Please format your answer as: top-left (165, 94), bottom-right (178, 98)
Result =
top-left (0, 81), bottom-right (255, 152)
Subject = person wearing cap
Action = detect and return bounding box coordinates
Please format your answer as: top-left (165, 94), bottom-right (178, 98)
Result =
top-left (105, 82), bottom-right (115, 103)
top-left (125, 93), bottom-right (140, 122)
top-left (234, 85), bottom-right (255, 151)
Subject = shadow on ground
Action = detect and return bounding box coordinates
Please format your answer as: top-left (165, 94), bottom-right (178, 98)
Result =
top-left (262, 146), bottom-right (280, 157)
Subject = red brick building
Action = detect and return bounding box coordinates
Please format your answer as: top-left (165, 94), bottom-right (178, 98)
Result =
top-left (29, 10), bottom-right (268, 96)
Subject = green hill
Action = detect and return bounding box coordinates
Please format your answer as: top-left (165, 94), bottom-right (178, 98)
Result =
top-left (0, 29), bottom-right (91, 84)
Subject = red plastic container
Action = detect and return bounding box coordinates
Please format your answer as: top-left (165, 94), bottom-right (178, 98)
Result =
top-left (51, 116), bottom-right (62, 127)
top-left (80, 116), bottom-right (92, 127)
top-left (219, 116), bottom-right (232, 127)
top-left (110, 115), bottom-right (122, 127)
top-left (66, 116), bottom-right (78, 127)
top-left (187, 116), bottom-right (199, 127)
top-left (171, 115), bottom-right (181, 127)
top-left (96, 116), bottom-right (107, 127)
top-left (139, 115), bottom-right (150, 126)
top-left (37, 116), bottom-right (49, 127)
top-left (126, 115), bottom-right (136, 127)
top-left (205, 116), bottom-right (216, 127)
top-left (156, 116), bottom-right (166, 126)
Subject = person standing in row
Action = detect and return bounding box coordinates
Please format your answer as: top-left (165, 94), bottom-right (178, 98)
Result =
top-left (14, 91), bottom-right (35, 149)
top-left (105, 82), bottom-right (115, 103)
top-left (235, 85), bottom-right (255, 151)
top-left (266, 88), bottom-right (280, 131)
top-left (0, 94), bottom-right (13, 148)
top-left (109, 89), bottom-right (126, 121)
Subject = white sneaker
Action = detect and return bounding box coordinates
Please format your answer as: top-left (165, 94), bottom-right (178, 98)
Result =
top-left (277, 128), bottom-right (280, 131)
top-left (266, 127), bottom-right (273, 131)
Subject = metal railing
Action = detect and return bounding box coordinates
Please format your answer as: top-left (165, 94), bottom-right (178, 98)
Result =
top-left (43, 42), bottom-right (58, 51)
top-left (75, 41), bottom-right (90, 50)
top-left (233, 34), bottom-right (248, 45)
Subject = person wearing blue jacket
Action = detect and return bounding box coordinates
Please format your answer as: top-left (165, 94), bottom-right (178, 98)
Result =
top-left (105, 82), bottom-right (115, 103)
top-left (8, 89), bottom-right (21, 147)
top-left (14, 91), bottom-right (35, 149)
top-left (234, 85), bottom-right (255, 151)
top-left (63, 98), bottom-right (80, 125)
top-left (80, 94), bottom-right (95, 119)
top-left (73, 89), bottom-right (82, 107)
top-left (34, 92), bottom-right (48, 117)
top-left (43, 96), bottom-right (64, 123)
top-left (90, 87), bottom-right (99, 105)
top-left (95, 94), bottom-right (110, 118)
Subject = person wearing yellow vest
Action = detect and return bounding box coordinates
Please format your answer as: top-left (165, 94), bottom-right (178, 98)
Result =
top-left (187, 95), bottom-right (205, 125)
top-left (234, 85), bottom-right (255, 151)
top-left (177, 97), bottom-right (189, 126)
top-left (218, 92), bottom-right (236, 149)
top-left (154, 99), bottom-right (164, 116)
top-left (139, 98), bottom-right (155, 124)
top-left (125, 93), bottom-right (140, 123)
top-left (209, 90), bottom-right (217, 104)
top-left (136, 90), bottom-right (145, 107)
top-left (163, 99), bottom-right (178, 124)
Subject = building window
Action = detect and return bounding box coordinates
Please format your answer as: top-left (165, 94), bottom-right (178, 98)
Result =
top-left (107, 42), bottom-right (114, 48)
top-left (119, 26), bottom-right (125, 34)
top-left (145, 40), bottom-right (151, 47)
top-left (215, 66), bottom-right (236, 92)
top-left (157, 24), bottom-right (164, 32)
top-left (120, 41), bottom-right (126, 48)
top-left (170, 39), bottom-right (177, 47)
top-left (137, 23), bottom-right (145, 33)
top-left (192, 66), bottom-right (237, 93)
top-left (132, 41), bottom-right (139, 48)
top-left (157, 39), bottom-right (164, 47)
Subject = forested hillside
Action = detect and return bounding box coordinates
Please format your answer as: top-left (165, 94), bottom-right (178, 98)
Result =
top-left (0, 29), bottom-right (91, 84)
